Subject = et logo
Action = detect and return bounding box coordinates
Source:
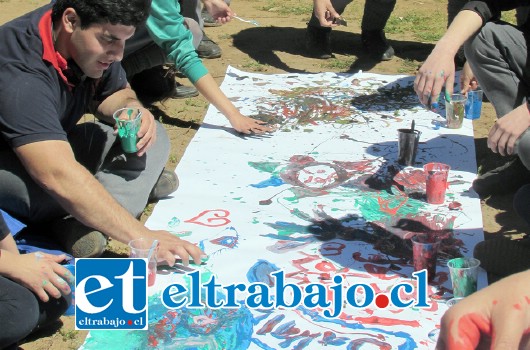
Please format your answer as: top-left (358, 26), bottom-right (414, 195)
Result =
top-left (75, 258), bottom-right (148, 330)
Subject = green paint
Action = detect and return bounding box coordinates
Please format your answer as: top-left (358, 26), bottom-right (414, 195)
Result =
top-left (232, 197), bottom-right (242, 200)
top-left (247, 161), bottom-right (281, 174)
top-left (252, 217), bottom-right (260, 224)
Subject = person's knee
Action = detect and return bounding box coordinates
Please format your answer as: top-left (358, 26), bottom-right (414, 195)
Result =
top-left (183, 17), bottom-right (202, 49)
top-left (464, 22), bottom-right (501, 66)
top-left (514, 184), bottom-right (530, 220)
top-left (0, 284), bottom-right (39, 348)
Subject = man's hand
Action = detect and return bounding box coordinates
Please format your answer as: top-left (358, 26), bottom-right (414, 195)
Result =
top-left (415, 49), bottom-right (456, 109)
top-left (135, 107), bottom-right (157, 156)
top-left (436, 270), bottom-right (530, 350)
top-left (149, 230), bottom-right (204, 266)
top-left (229, 113), bottom-right (275, 134)
top-left (1, 251), bottom-right (73, 302)
top-left (488, 103), bottom-right (530, 156)
top-left (460, 62), bottom-right (479, 94)
top-left (202, 0), bottom-right (235, 25)
top-left (313, 0), bottom-right (341, 27)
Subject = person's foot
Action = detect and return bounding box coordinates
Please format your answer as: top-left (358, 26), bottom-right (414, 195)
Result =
top-left (472, 157), bottom-right (530, 197)
top-left (130, 66), bottom-right (198, 103)
top-left (197, 33), bottom-right (222, 59)
top-left (305, 25), bottom-right (332, 59)
top-left (50, 217), bottom-right (107, 258)
top-left (202, 9), bottom-right (220, 27)
top-left (473, 236), bottom-right (530, 278)
top-left (149, 169), bottom-right (179, 202)
top-left (361, 29), bottom-right (394, 61)
top-left (172, 81), bottom-right (199, 99)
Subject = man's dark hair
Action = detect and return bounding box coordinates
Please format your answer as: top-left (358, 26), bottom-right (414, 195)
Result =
top-left (51, 0), bottom-right (152, 28)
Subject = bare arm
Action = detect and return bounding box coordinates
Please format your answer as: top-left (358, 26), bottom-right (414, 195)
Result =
top-left (194, 74), bottom-right (275, 134)
top-left (201, 0), bottom-right (235, 24)
top-left (15, 139), bottom-right (202, 266)
top-left (414, 10), bottom-right (483, 108)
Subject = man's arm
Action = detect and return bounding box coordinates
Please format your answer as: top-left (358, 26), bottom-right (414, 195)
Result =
top-left (414, 10), bottom-right (483, 107)
top-left (14, 139), bottom-right (202, 266)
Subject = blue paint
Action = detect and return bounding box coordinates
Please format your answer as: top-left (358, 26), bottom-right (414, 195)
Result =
top-left (251, 176), bottom-right (285, 188)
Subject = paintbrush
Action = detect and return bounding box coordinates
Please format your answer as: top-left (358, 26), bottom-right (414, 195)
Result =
top-left (147, 239), bottom-right (158, 262)
top-left (411, 120), bottom-right (415, 132)
top-left (445, 89), bottom-right (451, 103)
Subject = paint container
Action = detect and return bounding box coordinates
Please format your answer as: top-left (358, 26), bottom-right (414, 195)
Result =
top-left (113, 107), bottom-right (142, 153)
top-left (447, 257), bottom-right (480, 298)
top-left (63, 264), bottom-right (75, 316)
top-left (411, 234), bottom-right (441, 282)
top-left (397, 128), bottom-right (421, 166)
top-left (424, 162), bottom-right (450, 204)
top-left (445, 94), bottom-right (466, 129)
top-left (129, 238), bottom-right (158, 287)
top-left (446, 297), bottom-right (464, 307)
top-left (464, 89), bottom-right (483, 120)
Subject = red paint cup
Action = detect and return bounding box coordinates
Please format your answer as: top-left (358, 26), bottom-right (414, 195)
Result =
top-left (411, 234), bottom-right (441, 282)
top-left (128, 238), bottom-right (158, 287)
top-left (423, 162), bottom-right (450, 204)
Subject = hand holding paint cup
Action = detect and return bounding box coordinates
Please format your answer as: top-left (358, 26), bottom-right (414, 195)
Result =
top-left (114, 107), bottom-right (142, 153)
top-left (424, 162), bottom-right (450, 204)
top-left (411, 234), bottom-right (441, 282)
top-left (445, 93), bottom-right (466, 129)
top-left (447, 257), bottom-right (480, 298)
top-left (129, 238), bottom-right (158, 287)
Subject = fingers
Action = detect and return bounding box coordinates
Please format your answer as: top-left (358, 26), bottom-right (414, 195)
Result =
top-left (490, 304), bottom-right (527, 350)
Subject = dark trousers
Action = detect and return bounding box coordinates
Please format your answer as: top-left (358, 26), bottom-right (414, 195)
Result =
top-left (0, 276), bottom-right (70, 349)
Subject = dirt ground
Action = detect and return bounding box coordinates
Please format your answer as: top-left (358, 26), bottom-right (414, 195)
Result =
top-left (1, 0), bottom-right (527, 349)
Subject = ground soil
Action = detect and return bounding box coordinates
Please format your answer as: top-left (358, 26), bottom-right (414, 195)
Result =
top-left (1, 0), bottom-right (526, 349)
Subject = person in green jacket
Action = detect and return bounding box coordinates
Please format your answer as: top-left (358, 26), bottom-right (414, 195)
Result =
top-left (123, 0), bottom-right (273, 135)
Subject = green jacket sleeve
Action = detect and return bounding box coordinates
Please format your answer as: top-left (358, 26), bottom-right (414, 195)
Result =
top-left (146, 0), bottom-right (209, 84)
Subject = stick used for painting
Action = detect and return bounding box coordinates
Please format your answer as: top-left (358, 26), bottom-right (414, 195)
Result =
top-left (147, 239), bottom-right (158, 261)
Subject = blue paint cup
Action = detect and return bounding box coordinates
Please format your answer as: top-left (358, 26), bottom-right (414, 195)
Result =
top-left (63, 264), bottom-right (75, 316)
top-left (464, 89), bottom-right (483, 120)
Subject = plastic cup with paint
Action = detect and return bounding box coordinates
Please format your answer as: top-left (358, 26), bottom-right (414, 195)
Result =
top-left (411, 234), bottom-right (441, 282)
top-left (447, 257), bottom-right (481, 298)
top-left (424, 162), bottom-right (451, 204)
top-left (63, 264), bottom-right (75, 316)
top-left (397, 128), bottom-right (421, 166)
top-left (113, 107), bottom-right (142, 153)
top-left (128, 238), bottom-right (158, 287)
top-left (445, 93), bottom-right (466, 129)
top-left (446, 297), bottom-right (464, 307)
top-left (464, 89), bottom-right (484, 120)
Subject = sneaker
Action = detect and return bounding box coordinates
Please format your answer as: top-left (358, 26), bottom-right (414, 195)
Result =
top-left (172, 81), bottom-right (199, 99)
top-left (50, 217), bottom-right (107, 258)
top-left (473, 236), bottom-right (530, 278)
top-left (148, 169), bottom-right (179, 202)
top-left (202, 9), bottom-right (220, 27)
top-left (305, 25), bottom-right (332, 59)
top-left (130, 66), bottom-right (198, 103)
top-left (361, 29), bottom-right (395, 61)
top-left (197, 33), bottom-right (222, 59)
top-left (472, 157), bottom-right (530, 197)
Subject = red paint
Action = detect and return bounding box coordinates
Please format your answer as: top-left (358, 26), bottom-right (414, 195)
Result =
top-left (353, 316), bottom-right (420, 327)
top-left (446, 313), bottom-right (491, 350)
top-left (424, 163), bottom-right (450, 205)
top-left (185, 209), bottom-right (231, 227)
top-left (148, 269), bottom-right (156, 287)
top-left (375, 294), bottom-right (390, 308)
top-left (514, 303), bottom-right (522, 310)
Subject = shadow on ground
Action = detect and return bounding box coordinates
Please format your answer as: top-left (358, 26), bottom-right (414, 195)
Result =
top-left (232, 26), bottom-right (435, 73)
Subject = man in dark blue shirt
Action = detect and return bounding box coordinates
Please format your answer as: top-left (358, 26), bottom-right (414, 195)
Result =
top-left (0, 0), bottom-right (203, 264)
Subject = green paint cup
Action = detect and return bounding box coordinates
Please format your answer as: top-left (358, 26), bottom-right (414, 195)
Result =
top-left (447, 257), bottom-right (480, 298)
top-left (113, 107), bottom-right (142, 153)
